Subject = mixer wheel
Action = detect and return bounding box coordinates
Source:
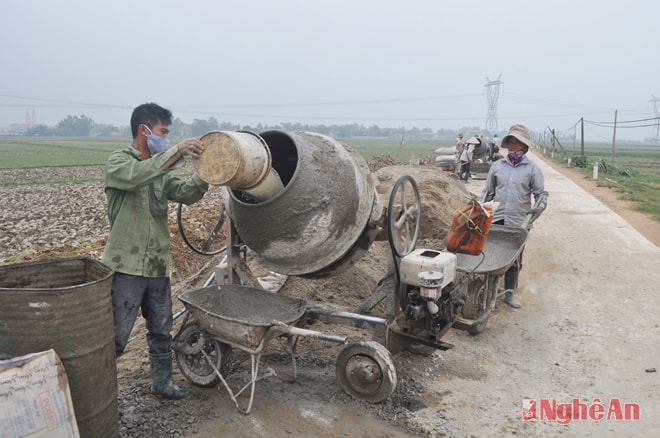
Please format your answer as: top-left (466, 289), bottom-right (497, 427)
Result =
top-left (387, 175), bottom-right (421, 259)
top-left (336, 341), bottom-right (397, 403)
top-left (174, 323), bottom-right (231, 387)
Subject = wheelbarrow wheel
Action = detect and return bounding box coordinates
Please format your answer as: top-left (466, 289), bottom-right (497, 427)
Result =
top-left (462, 277), bottom-right (489, 335)
top-left (336, 341), bottom-right (397, 403)
top-left (174, 323), bottom-right (231, 388)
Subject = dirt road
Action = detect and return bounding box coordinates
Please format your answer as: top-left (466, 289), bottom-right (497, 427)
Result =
top-left (427, 152), bottom-right (660, 436)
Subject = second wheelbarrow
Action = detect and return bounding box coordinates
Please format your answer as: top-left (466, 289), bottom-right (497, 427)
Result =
top-left (174, 284), bottom-right (397, 414)
top-left (453, 224), bottom-right (530, 334)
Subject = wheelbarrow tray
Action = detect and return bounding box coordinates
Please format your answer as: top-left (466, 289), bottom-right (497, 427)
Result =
top-left (179, 284), bottom-right (307, 350)
top-left (455, 224), bottom-right (529, 275)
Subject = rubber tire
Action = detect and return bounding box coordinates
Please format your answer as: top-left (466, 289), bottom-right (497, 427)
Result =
top-left (462, 277), bottom-right (489, 335)
top-left (467, 318), bottom-right (488, 336)
top-left (174, 323), bottom-right (231, 388)
top-left (336, 341), bottom-right (397, 403)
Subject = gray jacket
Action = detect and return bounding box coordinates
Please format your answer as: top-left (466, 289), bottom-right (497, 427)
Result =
top-left (480, 154), bottom-right (548, 227)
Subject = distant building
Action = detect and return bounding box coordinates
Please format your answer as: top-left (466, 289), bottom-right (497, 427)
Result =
top-left (7, 123), bottom-right (31, 134)
top-left (3, 108), bottom-right (37, 134)
top-left (26, 109), bottom-right (37, 126)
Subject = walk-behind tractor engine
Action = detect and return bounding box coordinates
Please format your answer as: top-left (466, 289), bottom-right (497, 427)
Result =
top-left (391, 249), bottom-right (466, 352)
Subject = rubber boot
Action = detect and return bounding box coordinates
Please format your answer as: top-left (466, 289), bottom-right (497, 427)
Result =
top-left (503, 290), bottom-right (521, 308)
top-left (149, 352), bottom-right (192, 400)
top-left (503, 270), bottom-right (521, 308)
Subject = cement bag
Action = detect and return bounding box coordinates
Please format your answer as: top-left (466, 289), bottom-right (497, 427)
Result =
top-left (445, 200), bottom-right (494, 255)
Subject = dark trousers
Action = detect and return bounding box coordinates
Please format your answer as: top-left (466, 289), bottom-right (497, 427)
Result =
top-left (111, 272), bottom-right (174, 357)
top-left (459, 161), bottom-right (471, 181)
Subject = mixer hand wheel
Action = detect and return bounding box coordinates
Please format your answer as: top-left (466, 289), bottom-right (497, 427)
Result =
top-left (387, 175), bottom-right (421, 258)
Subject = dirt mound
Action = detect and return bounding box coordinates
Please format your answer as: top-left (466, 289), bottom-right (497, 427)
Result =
top-left (367, 154), bottom-right (402, 172)
top-left (373, 165), bottom-right (471, 242)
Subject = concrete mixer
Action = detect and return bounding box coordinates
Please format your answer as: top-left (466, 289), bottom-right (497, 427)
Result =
top-left (172, 130), bottom-right (475, 409)
top-left (209, 130), bottom-right (383, 278)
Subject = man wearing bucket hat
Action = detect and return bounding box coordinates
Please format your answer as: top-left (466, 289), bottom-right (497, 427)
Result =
top-left (103, 102), bottom-right (209, 399)
top-left (480, 124), bottom-right (549, 308)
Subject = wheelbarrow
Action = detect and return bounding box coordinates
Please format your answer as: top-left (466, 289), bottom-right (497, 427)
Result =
top-left (452, 224), bottom-right (529, 334)
top-left (173, 284), bottom-right (398, 414)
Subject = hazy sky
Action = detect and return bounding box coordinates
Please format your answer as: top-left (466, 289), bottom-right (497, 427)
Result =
top-left (2, 0), bottom-right (659, 141)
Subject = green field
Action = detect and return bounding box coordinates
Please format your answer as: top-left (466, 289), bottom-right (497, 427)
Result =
top-left (1, 135), bottom-right (656, 172)
top-left (0, 136), bottom-right (125, 168)
top-left (1, 135), bottom-right (658, 222)
top-left (0, 135), bottom-right (452, 168)
top-left (542, 141), bottom-right (660, 221)
top-left (548, 141), bottom-right (660, 174)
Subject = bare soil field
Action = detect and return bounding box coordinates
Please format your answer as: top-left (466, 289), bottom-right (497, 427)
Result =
top-left (1, 153), bottom-right (659, 437)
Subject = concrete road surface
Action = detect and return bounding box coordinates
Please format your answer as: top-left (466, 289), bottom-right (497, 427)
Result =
top-left (428, 151), bottom-right (660, 436)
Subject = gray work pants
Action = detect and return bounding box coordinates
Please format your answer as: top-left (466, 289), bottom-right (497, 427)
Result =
top-left (493, 219), bottom-right (525, 290)
top-left (111, 272), bottom-right (173, 357)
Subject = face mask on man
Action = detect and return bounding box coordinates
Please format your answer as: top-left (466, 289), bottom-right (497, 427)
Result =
top-left (144, 125), bottom-right (170, 154)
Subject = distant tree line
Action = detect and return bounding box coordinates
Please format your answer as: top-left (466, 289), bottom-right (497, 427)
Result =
top-left (24, 114), bottom-right (492, 140)
top-left (25, 115), bottom-right (125, 137)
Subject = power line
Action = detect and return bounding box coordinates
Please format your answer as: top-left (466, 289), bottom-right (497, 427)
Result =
top-left (0, 94), bottom-right (130, 109)
top-left (586, 121), bottom-right (660, 129)
top-left (177, 94), bottom-right (484, 108)
top-left (583, 124), bottom-right (613, 142)
top-left (0, 92), bottom-right (484, 110)
top-left (171, 110), bottom-right (492, 122)
top-left (585, 116), bottom-right (660, 125)
top-left (501, 91), bottom-right (613, 111)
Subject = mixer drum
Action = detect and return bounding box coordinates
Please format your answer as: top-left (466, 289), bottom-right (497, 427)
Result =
top-left (225, 130), bottom-right (383, 277)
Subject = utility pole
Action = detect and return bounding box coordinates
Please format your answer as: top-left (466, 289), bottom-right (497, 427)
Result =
top-left (580, 117), bottom-right (584, 158)
top-left (650, 95), bottom-right (660, 143)
top-left (610, 110), bottom-right (617, 164)
top-left (551, 128), bottom-right (556, 153)
top-left (484, 74), bottom-right (503, 134)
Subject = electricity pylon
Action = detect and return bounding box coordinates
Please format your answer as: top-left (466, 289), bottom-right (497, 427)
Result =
top-left (650, 95), bottom-right (660, 143)
top-left (485, 75), bottom-right (503, 133)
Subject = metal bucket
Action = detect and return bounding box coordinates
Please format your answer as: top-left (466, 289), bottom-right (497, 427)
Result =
top-left (225, 130), bottom-right (383, 277)
top-left (0, 257), bottom-right (119, 437)
top-left (194, 130), bottom-right (273, 189)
